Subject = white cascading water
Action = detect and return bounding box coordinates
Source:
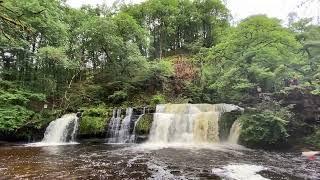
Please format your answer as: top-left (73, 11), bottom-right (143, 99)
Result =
top-left (228, 120), bottom-right (241, 144)
top-left (118, 108), bottom-right (133, 143)
top-left (148, 104), bottom-right (241, 144)
top-left (70, 117), bottom-right (79, 142)
top-left (42, 113), bottom-right (79, 144)
top-left (108, 109), bottom-right (123, 143)
top-left (129, 107), bottom-right (146, 142)
top-left (108, 108), bottom-right (136, 143)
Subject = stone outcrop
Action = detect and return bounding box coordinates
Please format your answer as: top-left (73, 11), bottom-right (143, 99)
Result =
top-left (275, 87), bottom-right (320, 123)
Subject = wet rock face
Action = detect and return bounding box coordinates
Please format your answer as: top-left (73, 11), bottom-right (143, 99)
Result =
top-left (114, 107), bottom-right (156, 117)
top-left (275, 88), bottom-right (320, 123)
top-left (218, 110), bottom-right (242, 141)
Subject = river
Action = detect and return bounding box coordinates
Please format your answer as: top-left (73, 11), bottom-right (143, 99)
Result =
top-left (0, 142), bottom-right (319, 179)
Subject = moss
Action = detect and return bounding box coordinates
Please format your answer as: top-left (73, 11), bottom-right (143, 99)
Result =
top-left (79, 105), bottom-right (111, 136)
top-left (135, 114), bottom-right (153, 135)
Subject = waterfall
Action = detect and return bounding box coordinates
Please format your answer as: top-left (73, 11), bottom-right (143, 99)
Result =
top-left (70, 117), bottom-right (79, 142)
top-left (228, 120), bottom-right (241, 144)
top-left (129, 114), bottom-right (144, 142)
top-left (117, 108), bottom-right (133, 143)
top-left (107, 107), bottom-right (149, 143)
top-left (129, 107), bottom-right (146, 142)
top-left (108, 109), bottom-right (123, 143)
top-left (42, 113), bottom-right (79, 144)
top-left (108, 109), bottom-right (122, 143)
top-left (108, 108), bottom-right (138, 143)
top-left (148, 104), bottom-right (241, 144)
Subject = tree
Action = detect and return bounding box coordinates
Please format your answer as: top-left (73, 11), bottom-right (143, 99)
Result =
top-left (0, 0), bottom-right (68, 86)
top-left (124, 0), bottom-right (230, 59)
top-left (193, 0), bottom-right (229, 47)
top-left (205, 15), bottom-right (303, 102)
top-left (291, 19), bottom-right (320, 94)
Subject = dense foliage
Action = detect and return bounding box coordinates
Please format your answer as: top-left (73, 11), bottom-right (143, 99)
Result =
top-left (79, 105), bottom-right (110, 136)
top-left (135, 114), bottom-right (154, 135)
top-left (0, 81), bottom-right (46, 136)
top-left (1, 0), bottom-right (320, 147)
top-left (238, 103), bottom-right (292, 148)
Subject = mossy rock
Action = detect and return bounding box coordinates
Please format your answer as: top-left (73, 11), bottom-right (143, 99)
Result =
top-left (135, 114), bottom-right (153, 135)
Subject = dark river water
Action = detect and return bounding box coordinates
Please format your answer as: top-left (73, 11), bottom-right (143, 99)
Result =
top-left (0, 142), bottom-right (319, 179)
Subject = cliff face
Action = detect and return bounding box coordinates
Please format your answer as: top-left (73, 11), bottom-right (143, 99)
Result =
top-left (275, 88), bottom-right (320, 124)
top-left (273, 88), bottom-right (320, 148)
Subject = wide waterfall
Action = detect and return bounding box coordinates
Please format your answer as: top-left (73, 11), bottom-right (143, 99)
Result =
top-left (107, 108), bottom-right (145, 143)
top-left (148, 104), bottom-right (241, 144)
top-left (42, 113), bottom-right (79, 144)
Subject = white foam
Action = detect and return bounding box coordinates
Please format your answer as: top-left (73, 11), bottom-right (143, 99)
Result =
top-left (147, 159), bottom-right (177, 180)
top-left (42, 113), bottom-right (79, 143)
top-left (212, 164), bottom-right (269, 180)
top-left (124, 142), bottom-right (248, 154)
top-left (25, 142), bottom-right (79, 147)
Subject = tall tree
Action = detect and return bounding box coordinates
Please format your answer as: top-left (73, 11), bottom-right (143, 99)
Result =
top-left (205, 15), bottom-right (303, 102)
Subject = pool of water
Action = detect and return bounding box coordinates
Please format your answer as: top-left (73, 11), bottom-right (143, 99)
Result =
top-left (0, 142), bottom-right (319, 179)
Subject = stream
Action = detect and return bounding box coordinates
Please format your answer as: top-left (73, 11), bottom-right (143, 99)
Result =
top-left (0, 142), bottom-right (319, 179)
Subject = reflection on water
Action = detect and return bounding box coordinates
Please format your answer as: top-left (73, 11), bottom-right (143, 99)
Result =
top-left (0, 142), bottom-right (319, 179)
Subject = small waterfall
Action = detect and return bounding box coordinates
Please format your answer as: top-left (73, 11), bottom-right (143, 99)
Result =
top-left (108, 108), bottom-right (139, 143)
top-left (117, 108), bottom-right (133, 143)
top-left (42, 113), bottom-right (79, 144)
top-left (107, 109), bottom-right (123, 143)
top-left (228, 120), bottom-right (241, 144)
top-left (129, 107), bottom-right (146, 142)
top-left (70, 117), bottom-right (79, 142)
top-left (148, 104), bottom-right (241, 144)
top-left (107, 107), bottom-right (149, 143)
top-left (129, 114), bottom-right (144, 142)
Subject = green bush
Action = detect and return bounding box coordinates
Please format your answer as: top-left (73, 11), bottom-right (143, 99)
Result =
top-left (150, 94), bottom-right (166, 105)
top-left (0, 83), bottom-right (47, 135)
top-left (79, 105), bottom-right (111, 135)
top-left (0, 106), bottom-right (34, 133)
top-left (0, 89), bottom-right (45, 106)
top-left (108, 90), bottom-right (128, 104)
top-left (239, 106), bottom-right (290, 148)
top-left (135, 114), bottom-right (153, 135)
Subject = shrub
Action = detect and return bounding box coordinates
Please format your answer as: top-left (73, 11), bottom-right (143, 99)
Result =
top-left (150, 94), bottom-right (166, 105)
top-left (79, 105), bottom-right (110, 135)
top-left (108, 90), bottom-right (128, 104)
top-left (135, 114), bottom-right (153, 135)
top-left (0, 106), bottom-right (34, 133)
top-left (239, 104), bottom-right (291, 148)
top-left (0, 84), bottom-right (46, 135)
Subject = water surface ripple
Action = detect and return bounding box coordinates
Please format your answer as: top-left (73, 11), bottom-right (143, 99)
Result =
top-left (0, 143), bottom-right (319, 179)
